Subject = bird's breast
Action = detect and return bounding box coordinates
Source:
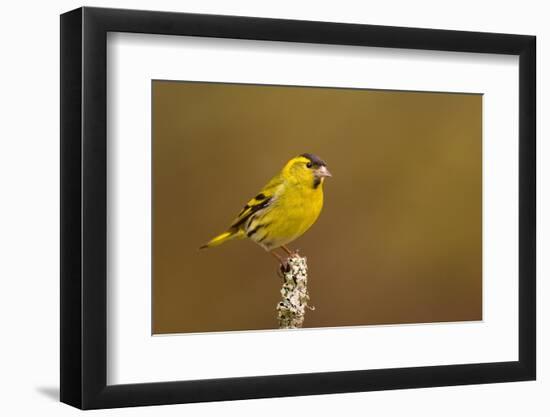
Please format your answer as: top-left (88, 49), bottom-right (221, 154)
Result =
top-left (249, 185), bottom-right (324, 250)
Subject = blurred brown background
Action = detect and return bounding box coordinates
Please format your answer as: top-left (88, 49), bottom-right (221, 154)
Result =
top-left (152, 80), bottom-right (482, 334)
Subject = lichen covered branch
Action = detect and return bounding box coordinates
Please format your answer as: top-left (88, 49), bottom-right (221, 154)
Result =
top-left (276, 254), bottom-right (314, 329)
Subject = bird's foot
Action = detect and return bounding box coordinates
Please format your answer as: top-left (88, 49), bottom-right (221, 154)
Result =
top-left (279, 261), bottom-right (291, 275)
top-left (281, 245), bottom-right (300, 258)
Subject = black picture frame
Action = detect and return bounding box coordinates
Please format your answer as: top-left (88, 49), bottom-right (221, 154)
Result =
top-left (60, 6), bottom-right (536, 410)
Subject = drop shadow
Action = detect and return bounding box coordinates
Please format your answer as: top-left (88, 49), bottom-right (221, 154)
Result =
top-left (36, 386), bottom-right (59, 401)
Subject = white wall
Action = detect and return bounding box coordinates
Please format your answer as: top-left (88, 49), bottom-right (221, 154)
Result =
top-left (0, 0), bottom-right (545, 415)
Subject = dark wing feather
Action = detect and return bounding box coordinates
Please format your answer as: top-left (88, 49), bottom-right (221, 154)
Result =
top-left (229, 175), bottom-right (282, 230)
top-left (231, 194), bottom-right (272, 229)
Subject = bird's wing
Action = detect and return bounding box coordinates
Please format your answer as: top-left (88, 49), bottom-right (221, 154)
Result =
top-left (230, 175), bottom-right (283, 230)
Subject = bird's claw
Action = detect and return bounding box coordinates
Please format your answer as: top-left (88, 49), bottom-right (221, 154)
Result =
top-left (279, 261), bottom-right (290, 275)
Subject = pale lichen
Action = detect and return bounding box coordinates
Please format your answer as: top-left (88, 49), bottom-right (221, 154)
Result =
top-left (276, 254), bottom-right (314, 329)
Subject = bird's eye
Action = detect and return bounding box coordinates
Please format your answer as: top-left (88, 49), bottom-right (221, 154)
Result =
top-left (306, 162), bottom-right (312, 168)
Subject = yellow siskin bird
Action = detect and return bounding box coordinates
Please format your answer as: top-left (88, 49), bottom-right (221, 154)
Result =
top-left (200, 153), bottom-right (332, 262)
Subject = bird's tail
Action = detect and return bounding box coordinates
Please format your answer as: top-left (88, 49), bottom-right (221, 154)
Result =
top-left (199, 229), bottom-right (240, 249)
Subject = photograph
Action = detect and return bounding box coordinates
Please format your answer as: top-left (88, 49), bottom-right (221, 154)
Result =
top-left (152, 80), bottom-right (482, 334)
top-left (54, 3), bottom-right (537, 412)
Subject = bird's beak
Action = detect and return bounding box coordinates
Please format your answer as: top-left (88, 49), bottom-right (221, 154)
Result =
top-left (316, 165), bottom-right (332, 178)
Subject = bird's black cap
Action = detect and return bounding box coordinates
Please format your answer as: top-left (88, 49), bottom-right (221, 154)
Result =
top-left (300, 153), bottom-right (327, 167)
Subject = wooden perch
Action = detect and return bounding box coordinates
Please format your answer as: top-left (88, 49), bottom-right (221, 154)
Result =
top-left (276, 254), bottom-right (314, 329)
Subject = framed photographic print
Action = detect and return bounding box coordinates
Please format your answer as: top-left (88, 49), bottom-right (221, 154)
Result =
top-left (60, 6), bottom-right (536, 409)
